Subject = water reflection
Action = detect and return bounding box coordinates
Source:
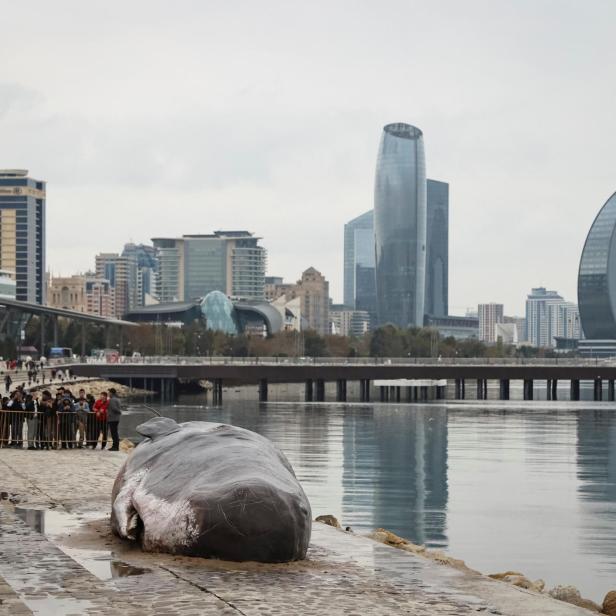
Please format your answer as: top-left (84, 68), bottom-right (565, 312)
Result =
top-left (122, 397), bottom-right (616, 601)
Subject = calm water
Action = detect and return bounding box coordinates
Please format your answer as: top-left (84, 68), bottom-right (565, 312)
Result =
top-left (121, 396), bottom-right (616, 601)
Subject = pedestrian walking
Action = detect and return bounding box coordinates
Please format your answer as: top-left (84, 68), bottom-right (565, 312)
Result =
top-left (107, 388), bottom-right (122, 451)
top-left (4, 373), bottom-right (12, 394)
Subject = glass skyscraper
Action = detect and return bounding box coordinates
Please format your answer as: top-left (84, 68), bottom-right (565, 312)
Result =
top-left (425, 179), bottom-right (449, 317)
top-left (343, 210), bottom-right (376, 320)
top-left (578, 191), bottom-right (616, 339)
top-left (374, 123), bottom-right (426, 327)
top-left (0, 170), bottom-right (45, 304)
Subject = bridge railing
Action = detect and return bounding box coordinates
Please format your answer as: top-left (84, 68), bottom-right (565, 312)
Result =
top-left (61, 355), bottom-right (616, 367)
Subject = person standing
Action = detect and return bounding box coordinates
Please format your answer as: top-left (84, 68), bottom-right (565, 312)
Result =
top-left (73, 389), bottom-right (90, 448)
top-left (4, 373), bottom-right (12, 394)
top-left (92, 391), bottom-right (109, 450)
top-left (7, 390), bottom-right (25, 448)
top-left (25, 393), bottom-right (38, 450)
top-left (107, 388), bottom-right (122, 452)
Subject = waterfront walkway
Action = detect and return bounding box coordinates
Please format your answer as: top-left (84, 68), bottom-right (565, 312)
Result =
top-left (0, 449), bottom-right (594, 615)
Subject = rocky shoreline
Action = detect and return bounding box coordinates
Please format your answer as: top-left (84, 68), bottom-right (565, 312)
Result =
top-left (27, 378), bottom-right (154, 398)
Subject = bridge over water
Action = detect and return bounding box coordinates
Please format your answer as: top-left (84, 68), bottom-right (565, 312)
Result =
top-left (66, 357), bottom-right (616, 404)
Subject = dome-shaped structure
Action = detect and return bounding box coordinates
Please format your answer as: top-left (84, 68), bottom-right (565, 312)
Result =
top-left (578, 192), bottom-right (616, 339)
top-left (200, 291), bottom-right (238, 334)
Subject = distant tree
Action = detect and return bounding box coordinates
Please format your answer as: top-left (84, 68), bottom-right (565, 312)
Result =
top-left (303, 330), bottom-right (328, 357)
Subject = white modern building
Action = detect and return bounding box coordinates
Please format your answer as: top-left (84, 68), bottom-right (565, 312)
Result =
top-left (478, 303), bottom-right (504, 343)
top-left (525, 287), bottom-right (581, 348)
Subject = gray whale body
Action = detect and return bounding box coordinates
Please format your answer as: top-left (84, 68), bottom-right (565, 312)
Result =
top-left (111, 417), bottom-right (311, 562)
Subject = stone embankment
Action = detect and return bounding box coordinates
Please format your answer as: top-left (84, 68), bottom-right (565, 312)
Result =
top-left (360, 522), bottom-right (615, 615)
top-left (0, 449), bottom-right (607, 615)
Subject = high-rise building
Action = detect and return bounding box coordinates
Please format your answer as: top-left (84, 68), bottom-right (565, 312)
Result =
top-left (343, 211), bottom-right (376, 323)
top-left (0, 170), bottom-right (45, 303)
top-left (578, 191), bottom-right (616, 339)
top-left (95, 253), bottom-right (135, 318)
top-left (122, 243), bottom-right (159, 306)
top-left (374, 123), bottom-right (426, 327)
top-left (478, 303), bottom-right (504, 343)
top-left (425, 179), bottom-right (449, 317)
top-left (525, 287), bottom-right (565, 348)
top-left (549, 302), bottom-right (581, 342)
top-left (344, 178), bottom-right (448, 326)
top-left (277, 267), bottom-right (329, 335)
top-left (47, 274), bottom-right (114, 317)
top-left (152, 231), bottom-right (266, 303)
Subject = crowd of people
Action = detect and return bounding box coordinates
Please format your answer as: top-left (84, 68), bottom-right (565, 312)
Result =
top-left (0, 384), bottom-right (123, 451)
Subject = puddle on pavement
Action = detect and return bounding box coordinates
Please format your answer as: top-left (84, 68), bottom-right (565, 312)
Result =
top-left (14, 506), bottom-right (151, 581)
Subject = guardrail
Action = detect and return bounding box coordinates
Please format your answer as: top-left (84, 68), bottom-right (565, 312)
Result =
top-left (0, 410), bottom-right (112, 449)
top-left (57, 355), bottom-right (616, 367)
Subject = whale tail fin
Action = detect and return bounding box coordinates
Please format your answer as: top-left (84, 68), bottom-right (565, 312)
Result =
top-left (137, 417), bottom-right (181, 440)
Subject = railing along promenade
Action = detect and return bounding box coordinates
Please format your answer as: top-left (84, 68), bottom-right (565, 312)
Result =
top-left (61, 355), bottom-right (616, 404)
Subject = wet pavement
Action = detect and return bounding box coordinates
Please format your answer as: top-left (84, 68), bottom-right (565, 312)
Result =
top-left (0, 448), bottom-right (595, 615)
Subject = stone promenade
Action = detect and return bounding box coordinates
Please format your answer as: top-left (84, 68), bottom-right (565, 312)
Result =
top-left (0, 449), bottom-right (594, 615)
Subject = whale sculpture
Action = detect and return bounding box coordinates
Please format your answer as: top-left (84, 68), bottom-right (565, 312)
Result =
top-left (111, 417), bottom-right (311, 562)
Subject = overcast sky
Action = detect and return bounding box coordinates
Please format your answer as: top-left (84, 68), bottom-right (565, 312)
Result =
top-left (2, 1), bottom-right (615, 314)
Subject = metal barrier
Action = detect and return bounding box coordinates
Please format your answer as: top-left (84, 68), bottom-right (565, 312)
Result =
top-left (0, 410), bottom-right (114, 450)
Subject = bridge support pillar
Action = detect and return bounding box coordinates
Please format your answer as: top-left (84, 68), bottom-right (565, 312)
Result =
top-left (420, 386), bottom-right (428, 401)
top-left (551, 379), bottom-right (558, 401)
top-left (476, 379), bottom-right (487, 400)
top-left (39, 313), bottom-right (45, 358)
top-left (570, 379), bottom-right (580, 401)
top-left (259, 378), bottom-right (268, 402)
top-left (359, 379), bottom-right (370, 402)
top-left (305, 380), bottom-right (313, 402)
top-left (336, 379), bottom-right (347, 402)
top-left (455, 378), bottom-right (466, 400)
top-left (316, 379), bottom-right (325, 402)
top-left (213, 379), bottom-right (223, 405)
top-left (395, 386), bottom-right (401, 402)
top-left (499, 379), bottom-right (510, 400)
top-left (523, 379), bottom-right (534, 401)
top-left (379, 386), bottom-right (387, 402)
top-left (81, 322), bottom-right (86, 358)
top-left (609, 380), bottom-right (615, 402)
top-left (594, 378), bottom-right (603, 401)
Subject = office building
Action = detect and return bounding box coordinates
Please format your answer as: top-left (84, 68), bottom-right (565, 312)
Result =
top-left (343, 210), bottom-right (376, 322)
top-left (95, 253), bottom-right (134, 318)
top-left (425, 179), bottom-right (449, 317)
top-left (478, 303), bottom-right (504, 343)
top-left (525, 287), bottom-right (581, 348)
top-left (424, 314), bottom-right (479, 340)
top-left (153, 231), bottom-right (266, 303)
top-left (374, 123), bottom-right (426, 327)
top-left (0, 170), bottom-right (45, 303)
top-left (47, 274), bottom-right (114, 318)
top-left (578, 191), bottom-right (616, 339)
top-left (122, 243), bottom-right (159, 306)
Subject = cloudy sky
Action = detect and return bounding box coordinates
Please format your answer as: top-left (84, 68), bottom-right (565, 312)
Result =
top-left (2, 1), bottom-right (615, 314)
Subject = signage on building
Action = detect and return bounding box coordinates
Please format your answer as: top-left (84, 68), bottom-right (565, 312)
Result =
top-left (0, 186), bottom-right (46, 198)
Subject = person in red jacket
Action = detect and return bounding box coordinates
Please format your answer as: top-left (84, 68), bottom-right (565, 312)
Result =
top-left (90, 391), bottom-right (109, 450)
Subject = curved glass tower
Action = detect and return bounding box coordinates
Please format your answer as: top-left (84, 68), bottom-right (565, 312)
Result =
top-left (374, 123), bottom-right (426, 327)
top-left (578, 192), bottom-right (616, 339)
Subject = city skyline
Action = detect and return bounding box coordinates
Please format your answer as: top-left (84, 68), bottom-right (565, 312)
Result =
top-left (2, 2), bottom-right (616, 314)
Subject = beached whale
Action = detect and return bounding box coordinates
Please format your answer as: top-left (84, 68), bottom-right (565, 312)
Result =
top-left (110, 417), bottom-right (311, 562)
